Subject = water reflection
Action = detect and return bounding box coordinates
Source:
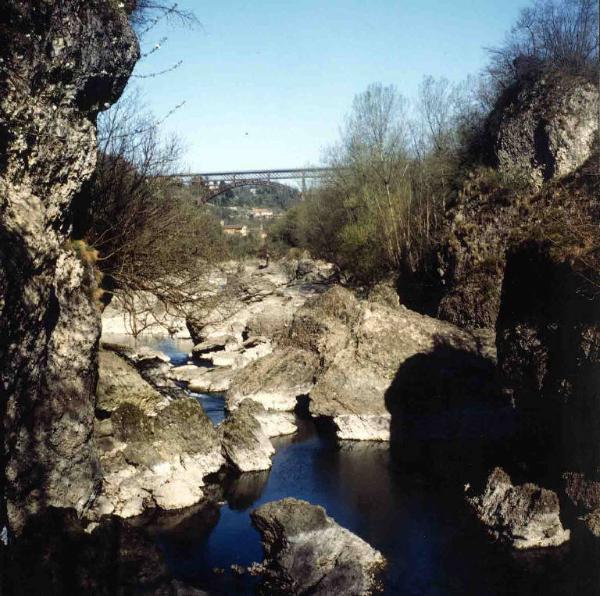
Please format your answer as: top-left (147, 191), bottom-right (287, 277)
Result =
top-left (5, 417), bottom-right (599, 595)
top-left (223, 471), bottom-right (271, 511)
top-left (101, 333), bottom-right (194, 366)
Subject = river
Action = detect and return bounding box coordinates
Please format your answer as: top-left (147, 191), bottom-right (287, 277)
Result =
top-left (116, 337), bottom-right (599, 595)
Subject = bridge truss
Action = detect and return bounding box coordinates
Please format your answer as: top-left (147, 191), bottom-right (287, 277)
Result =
top-left (164, 167), bottom-right (337, 202)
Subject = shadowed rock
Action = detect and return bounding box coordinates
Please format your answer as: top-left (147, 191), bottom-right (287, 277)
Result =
top-left (2, 507), bottom-right (215, 595)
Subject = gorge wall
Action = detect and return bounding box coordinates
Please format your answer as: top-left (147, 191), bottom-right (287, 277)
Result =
top-left (432, 70), bottom-right (599, 331)
top-left (497, 237), bottom-right (600, 480)
top-left (0, 1), bottom-right (138, 534)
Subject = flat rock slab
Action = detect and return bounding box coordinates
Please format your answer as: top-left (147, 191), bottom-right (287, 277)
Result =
top-left (333, 414), bottom-right (391, 441)
top-left (171, 364), bottom-right (233, 393)
top-left (251, 498), bottom-right (385, 595)
top-left (254, 410), bottom-right (297, 438)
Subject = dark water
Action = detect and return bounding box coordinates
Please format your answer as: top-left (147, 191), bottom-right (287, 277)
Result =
top-left (193, 392), bottom-right (227, 426)
top-left (114, 338), bottom-right (600, 595)
top-left (151, 417), bottom-right (598, 596)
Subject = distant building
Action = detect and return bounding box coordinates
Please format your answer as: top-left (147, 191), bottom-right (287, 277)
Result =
top-left (250, 207), bottom-right (274, 220)
top-left (222, 223), bottom-right (248, 237)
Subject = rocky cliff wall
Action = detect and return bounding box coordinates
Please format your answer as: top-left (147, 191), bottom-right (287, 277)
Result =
top-left (488, 70), bottom-right (598, 188)
top-left (435, 150), bottom-right (598, 330)
top-left (415, 70), bottom-right (599, 332)
top-left (0, 1), bottom-right (138, 534)
top-left (496, 238), bottom-right (600, 480)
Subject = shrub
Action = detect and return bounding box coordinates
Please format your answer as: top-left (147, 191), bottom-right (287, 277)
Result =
top-left (73, 92), bottom-right (228, 324)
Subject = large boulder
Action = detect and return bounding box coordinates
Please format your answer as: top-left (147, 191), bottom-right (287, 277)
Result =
top-left (251, 498), bottom-right (385, 595)
top-left (219, 400), bottom-right (276, 472)
top-left (310, 294), bottom-right (493, 440)
top-left (94, 398), bottom-right (224, 518)
top-left (228, 286), bottom-right (496, 441)
top-left (97, 350), bottom-right (169, 415)
top-left (284, 255), bottom-right (339, 284)
top-left (186, 263), bottom-right (284, 345)
top-left (235, 286), bottom-right (494, 441)
top-left (467, 467), bottom-right (570, 549)
top-left (170, 363), bottom-right (234, 393)
top-left (286, 285), bottom-right (359, 360)
top-left (186, 260), bottom-right (331, 351)
top-left (0, 1), bottom-right (138, 534)
top-left (227, 347), bottom-right (319, 412)
top-left (489, 70), bottom-right (598, 188)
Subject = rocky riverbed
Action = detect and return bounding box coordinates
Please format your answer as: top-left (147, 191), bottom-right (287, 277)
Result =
top-left (77, 383), bottom-right (600, 595)
top-left (77, 257), bottom-right (594, 593)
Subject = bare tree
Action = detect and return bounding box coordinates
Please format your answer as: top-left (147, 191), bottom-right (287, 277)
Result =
top-left (73, 92), bottom-right (227, 334)
top-left (487, 0), bottom-right (599, 88)
top-left (129, 1), bottom-right (198, 30)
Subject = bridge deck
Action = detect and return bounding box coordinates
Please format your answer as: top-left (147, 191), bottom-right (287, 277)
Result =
top-left (163, 167), bottom-right (336, 182)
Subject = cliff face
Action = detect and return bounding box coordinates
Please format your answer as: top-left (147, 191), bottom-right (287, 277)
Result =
top-left (432, 70), bottom-right (598, 331)
top-left (488, 71), bottom-right (598, 189)
top-left (496, 237), bottom-right (600, 479)
top-left (0, 1), bottom-right (138, 534)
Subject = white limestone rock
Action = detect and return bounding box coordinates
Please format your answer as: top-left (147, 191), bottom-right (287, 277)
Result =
top-left (251, 498), bottom-right (385, 595)
top-left (333, 414), bottom-right (391, 441)
top-left (227, 348), bottom-right (318, 412)
top-left (467, 467), bottom-right (570, 549)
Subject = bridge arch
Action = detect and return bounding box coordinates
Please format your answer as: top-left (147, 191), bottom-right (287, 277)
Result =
top-left (197, 180), bottom-right (295, 204)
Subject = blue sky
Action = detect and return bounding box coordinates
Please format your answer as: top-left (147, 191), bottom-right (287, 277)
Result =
top-left (130, 0), bottom-right (527, 172)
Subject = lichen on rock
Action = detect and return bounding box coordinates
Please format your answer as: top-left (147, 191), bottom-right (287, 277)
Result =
top-left (94, 397), bottom-right (224, 518)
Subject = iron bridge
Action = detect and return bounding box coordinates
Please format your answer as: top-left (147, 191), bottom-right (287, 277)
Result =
top-left (164, 167), bottom-right (337, 202)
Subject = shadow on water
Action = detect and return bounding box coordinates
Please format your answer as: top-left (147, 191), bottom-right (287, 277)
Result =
top-left (154, 415), bottom-right (600, 596)
top-left (384, 335), bottom-right (515, 485)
